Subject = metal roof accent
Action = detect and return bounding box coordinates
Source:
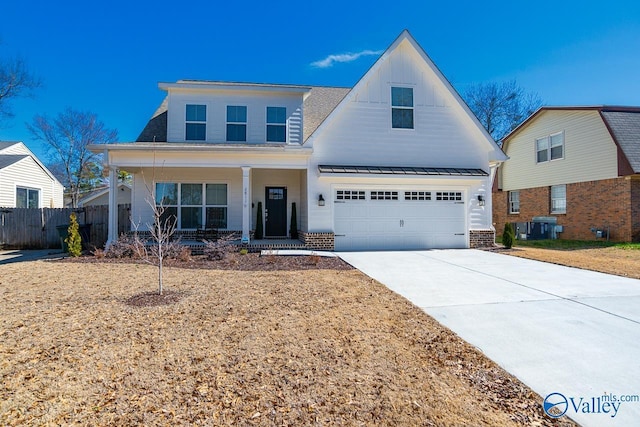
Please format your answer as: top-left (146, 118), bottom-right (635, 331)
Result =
top-left (318, 165), bottom-right (488, 176)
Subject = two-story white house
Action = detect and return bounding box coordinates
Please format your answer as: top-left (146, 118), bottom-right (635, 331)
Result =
top-left (93, 30), bottom-right (507, 251)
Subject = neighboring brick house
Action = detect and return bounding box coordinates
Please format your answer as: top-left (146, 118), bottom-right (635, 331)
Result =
top-left (494, 106), bottom-right (640, 242)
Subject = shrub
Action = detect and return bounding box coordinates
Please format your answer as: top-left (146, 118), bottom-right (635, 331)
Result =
top-left (65, 213), bottom-right (83, 257)
top-left (255, 202), bottom-right (264, 240)
top-left (290, 202), bottom-right (298, 239)
top-left (204, 232), bottom-right (239, 261)
top-left (104, 234), bottom-right (147, 259)
top-left (503, 223), bottom-right (515, 249)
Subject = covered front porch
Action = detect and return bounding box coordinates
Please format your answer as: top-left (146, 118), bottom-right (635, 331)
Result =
top-left (98, 142), bottom-right (313, 248)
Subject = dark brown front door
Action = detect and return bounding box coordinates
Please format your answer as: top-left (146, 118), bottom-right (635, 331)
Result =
top-left (265, 187), bottom-right (287, 237)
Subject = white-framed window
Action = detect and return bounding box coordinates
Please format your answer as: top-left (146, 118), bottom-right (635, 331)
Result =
top-left (550, 185), bottom-right (566, 214)
top-left (155, 183), bottom-right (228, 229)
top-left (391, 87), bottom-right (414, 129)
top-left (371, 191), bottom-right (398, 200)
top-left (436, 191), bottom-right (462, 201)
top-left (266, 106), bottom-right (286, 142)
top-left (227, 106), bottom-right (247, 142)
top-left (508, 190), bottom-right (520, 214)
top-left (404, 191), bottom-right (431, 200)
top-left (336, 190), bottom-right (365, 201)
top-left (536, 131), bottom-right (564, 163)
top-left (185, 104), bottom-right (206, 141)
top-left (16, 187), bottom-right (39, 208)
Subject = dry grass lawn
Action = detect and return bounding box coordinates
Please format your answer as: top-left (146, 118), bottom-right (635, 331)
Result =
top-left (1, 259), bottom-right (576, 426)
top-left (504, 245), bottom-right (640, 279)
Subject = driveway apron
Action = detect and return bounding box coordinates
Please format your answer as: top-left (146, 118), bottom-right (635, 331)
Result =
top-left (338, 249), bottom-right (640, 427)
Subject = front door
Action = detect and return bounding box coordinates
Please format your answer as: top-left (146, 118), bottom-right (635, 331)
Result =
top-left (265, 187), bottom-right (287, 237)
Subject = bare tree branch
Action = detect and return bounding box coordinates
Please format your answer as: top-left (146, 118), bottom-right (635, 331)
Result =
top-left (463, 80), bottom-right (542, 144)
top-left (0, 55), bottom-right (41, 122)
top-left (27, 108), bottom-right (118, 207)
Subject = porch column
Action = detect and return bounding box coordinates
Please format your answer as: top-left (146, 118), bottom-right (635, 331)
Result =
top-left (107, 167), bottom-right (118, 246)
top-left (241, 167), bottom-right (251, 243)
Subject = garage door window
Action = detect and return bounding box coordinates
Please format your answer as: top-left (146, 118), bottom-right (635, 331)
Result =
top-left (336, 190), bottom-right (365, 201)
top-left (436, 191), bottom-right (462, 201)
top-left (371, 191), bottom-right (398, 200)
top-left (405, 191), bottom-right (431, 201)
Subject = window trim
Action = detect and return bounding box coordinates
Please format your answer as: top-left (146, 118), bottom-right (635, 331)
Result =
top-left (266, 106), bottom-right (287, 143)
top-left (550, 184), bottom-right (566, 214)
top-left (16, 186), bottom-right (40, 208)
top-left (536, 131), bottom-right (564, 163)
top-left (185, 104), bottom-right (207, 141)
top-left (226, 105), bottom-right (247, 142)
top-left (155, 182), bottom-right (228, 230)
top-left (391, 86), bottom-right (414, 130)
top-left (508, 190), bottom-right (520, 214)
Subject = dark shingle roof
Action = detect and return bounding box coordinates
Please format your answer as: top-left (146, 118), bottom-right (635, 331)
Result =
top-left (136, 97), bottom-right (168, 142)
top-left (135, 85), bottom-right (350, 143)
top-left (0, 154), bottom-right (28, 170)
top-left (601, 110), bottom-right (640, 173)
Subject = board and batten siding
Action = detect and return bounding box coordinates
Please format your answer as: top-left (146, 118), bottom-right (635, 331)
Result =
top-left (165, 90), bottom-right (303, 144)
top-left (0, 157), bottom-right (63, 208)
top-left (305, 38), bottom-right (494, 235)
top-left (501, 110), bottom-right (619, 191)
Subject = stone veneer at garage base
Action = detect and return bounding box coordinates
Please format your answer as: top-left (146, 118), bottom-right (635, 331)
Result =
top-left (493, 177), bottom-right (640, 242)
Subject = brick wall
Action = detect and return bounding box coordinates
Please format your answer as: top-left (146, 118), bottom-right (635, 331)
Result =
top-left (469, 230), bottom-right (495, 248)
top-left (493, 177), bottom-right (638, 242)
top-left (300, 231), bottom-right (335, 250)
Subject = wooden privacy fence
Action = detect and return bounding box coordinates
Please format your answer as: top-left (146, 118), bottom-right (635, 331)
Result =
top-left (0, 204), bottom-right (131, 250)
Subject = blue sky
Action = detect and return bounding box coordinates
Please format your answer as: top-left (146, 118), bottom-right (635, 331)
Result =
top-left (2, 0), bottom-right (639, 161)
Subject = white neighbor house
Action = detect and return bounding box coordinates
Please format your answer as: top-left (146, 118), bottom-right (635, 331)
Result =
top-left (0, 141), bottom-right (64, 208)
top-left (92, 30), bottom-right (507, 251)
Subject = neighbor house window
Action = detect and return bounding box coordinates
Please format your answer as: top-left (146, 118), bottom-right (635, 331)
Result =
top-left (156, 183), bottom-right (227, 229)
top-left (16, 187), bottom-right (39, 208)
top-left (185, 104), bottom-right (206, 141)
top-left (227, 106), bottom-right (247, 142)
top-left (266, 107), bottom-right (286, 142)
top-left (391, 87), bottom-right (414, 129)
top-left (536, 132), bottom-right (564, 163)
top-left (509, 191), bottom-right (520, 214)
top-left (550, 185), bottom-right (566, 214)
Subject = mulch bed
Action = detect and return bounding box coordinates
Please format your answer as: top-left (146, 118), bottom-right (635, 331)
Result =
top-left (64, 252), bottom-right (354, 271)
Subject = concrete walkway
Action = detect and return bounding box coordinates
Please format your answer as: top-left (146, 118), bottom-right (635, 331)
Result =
top-left (338, 249), bottom-right (640, 427)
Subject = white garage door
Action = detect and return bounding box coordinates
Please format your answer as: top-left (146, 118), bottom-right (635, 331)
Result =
top-left (334, 189), bottom-right (467, 251)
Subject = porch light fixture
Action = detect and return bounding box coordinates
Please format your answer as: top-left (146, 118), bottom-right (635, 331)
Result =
top-left (318, 194), bottom-right (325, 206)
top-left (477, 195), bottom-right (485, 206)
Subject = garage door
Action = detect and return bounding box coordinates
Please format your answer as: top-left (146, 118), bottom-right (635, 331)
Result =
top-left (334, 189), bottom-right (466, 251)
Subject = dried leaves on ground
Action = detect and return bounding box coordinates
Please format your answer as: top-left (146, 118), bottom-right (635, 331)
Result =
top-left (0, 259), bottom-right (575, 426)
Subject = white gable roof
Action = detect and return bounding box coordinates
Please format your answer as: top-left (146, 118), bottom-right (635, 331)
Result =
top-left (306, 30), bottom-right (507, 163)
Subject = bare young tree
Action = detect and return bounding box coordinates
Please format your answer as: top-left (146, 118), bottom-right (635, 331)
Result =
top-left (463, 80), bottom-right (542, 144)
top-left (0, 54), bottom-right (41, 123)
top-left (27, 108), bottom-right (118, 207)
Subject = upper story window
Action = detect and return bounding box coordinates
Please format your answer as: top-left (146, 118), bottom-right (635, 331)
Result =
top-left (550, 184), bottom-right (566, 214)
top-left (391, 87), bottom-right (414, 129)
top-left (227, 106), bottom-right (247, 142)
top-left (266, 107), bottom-right (286, 142)
top-left (16, 187), bottom-right (39, 208)
top-left (536, 131), bottom-right (564, 163)
top-left (185, 104), bottom-right (206, 141)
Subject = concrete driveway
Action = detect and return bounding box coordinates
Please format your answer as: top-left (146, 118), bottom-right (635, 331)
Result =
top-left (0, 249), bottom-right (64, 265)
top-left (338, 249), bottom-right (640, 427)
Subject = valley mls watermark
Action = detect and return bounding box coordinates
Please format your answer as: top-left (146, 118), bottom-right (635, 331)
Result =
top-left (543, 391), bottom-right (640, 419)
